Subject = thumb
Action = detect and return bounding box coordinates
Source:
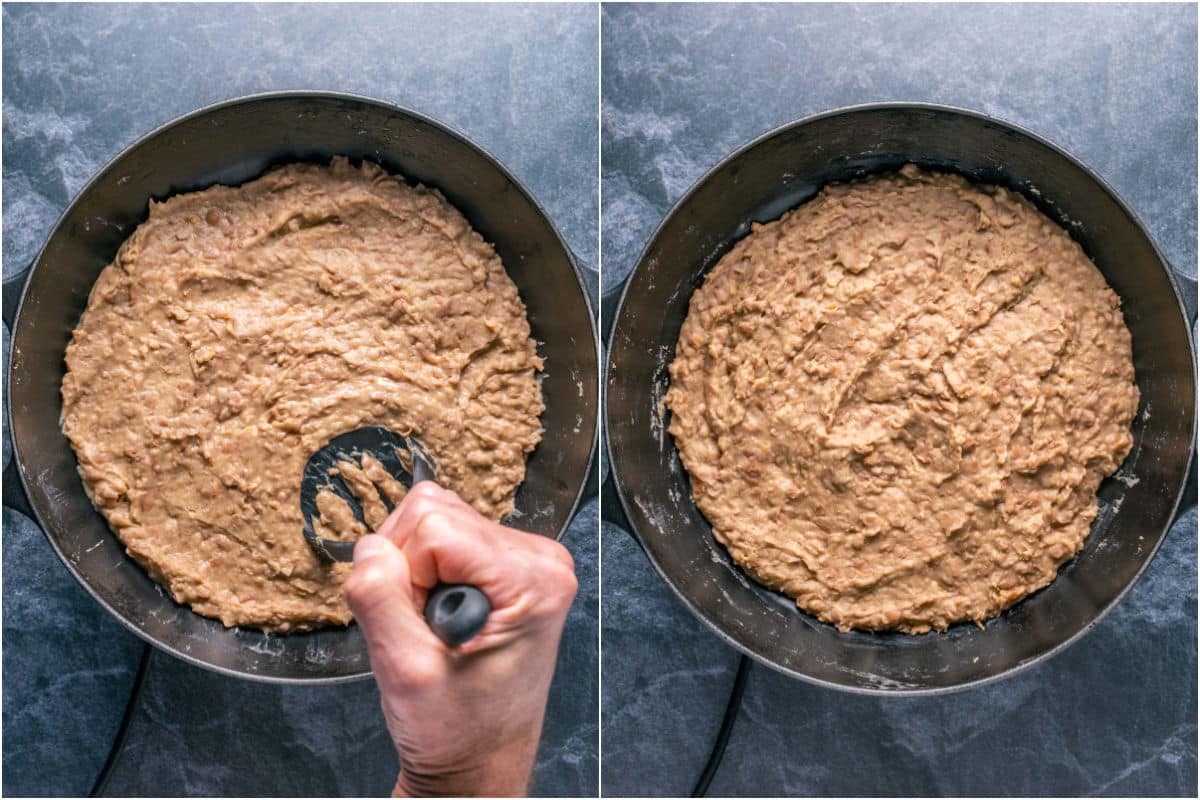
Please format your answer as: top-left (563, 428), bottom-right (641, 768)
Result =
top-left (344, 534), bottom-right (430, 653)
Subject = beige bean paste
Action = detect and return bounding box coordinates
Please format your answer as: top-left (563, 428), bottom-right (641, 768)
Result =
top-left (62, 158), bottom-right (543, 632)
top-left (665, 165), bottom-right (1138, 634)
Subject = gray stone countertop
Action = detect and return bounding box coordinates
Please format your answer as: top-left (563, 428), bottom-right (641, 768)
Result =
top-left (2, 4), bottom-right (598, 796)
top-left (601, 3), bottom-right (1196, 796)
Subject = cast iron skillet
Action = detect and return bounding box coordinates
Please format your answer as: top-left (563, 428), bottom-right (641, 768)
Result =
top-left (604, 103), bottom-right (1196, 694)
top-left (5, 91), bottom-right (598, 684)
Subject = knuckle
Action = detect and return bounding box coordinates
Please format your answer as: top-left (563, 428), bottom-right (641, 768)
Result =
top-left (402, 491), bottom-right (441, 521)
top-left (528, 534), bottom-right (576, 574)
top-left (555, 568), bottom-right (579, 604)
top-left (378, 651), bottom-right (442, 696)
top-left (399, 653), bottom-right (443, 692)
top-left (343, 563), bottom-right (390, 612)
top-left (416, 509), bottom-right (455, 542)
top-left (408, 481), bottom-right (443, 503)
top-left (539, 560), bottom-right (578, 610)
top-left (546, 539), bottom-right (576, 572)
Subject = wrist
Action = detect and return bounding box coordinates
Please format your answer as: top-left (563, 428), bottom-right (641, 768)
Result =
top-left (392, 764), bottom-right (529, 798)
top-left (391, 731), bottom-right (541, 798)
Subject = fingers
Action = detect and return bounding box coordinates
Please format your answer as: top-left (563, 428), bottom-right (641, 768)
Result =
top-left (374, 482), bottom-right (578, 619)
top-left (344, 535), bottom-right (436, 654)
top-left (376, 481), bottom-right (476, 548)
top-left (346, 487), bottom-right (577, 698)
top-left (378, 483), bottom-right (544, 572)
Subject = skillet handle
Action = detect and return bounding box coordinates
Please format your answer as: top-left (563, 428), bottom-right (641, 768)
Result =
top-left (601, 282), bottom-right (623, 344)
top-left (2, 458), bottom-right (35, 521)
top-left (1170, 269), bottom-right (1196, 520)
top-left (1179, 453), bottom-right (1197, 521)
top-left (567, 244), bottom-right (601, 513)
top-left (579, 447), bottom-right (600, 507)
top-left (599, 281), bottom-right (646, 552)
top-left (600, 466), bottom-right (646, 556)
top-left (3, 272), bottom-right (28, 331)
top-left (4, 271), bottom-right (36, 521)
top-left (600, 469), bottom-right (632, 532)
top-left (1172, 269), bottom-right (1196, 326)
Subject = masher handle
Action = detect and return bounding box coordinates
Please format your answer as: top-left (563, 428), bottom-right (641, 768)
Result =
top-left (405, 437), bottom-right (491, 647)
top-left (424, 584), bottom-right (491, 646)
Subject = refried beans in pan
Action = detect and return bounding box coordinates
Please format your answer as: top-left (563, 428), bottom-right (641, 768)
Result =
top-left (61, 157), bottom-right (544, 633)
top-left (664, 164), bottom-right (1139, 634)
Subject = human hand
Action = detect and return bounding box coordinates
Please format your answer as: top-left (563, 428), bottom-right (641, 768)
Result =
top-left (344, 482), bottom-right (578, 797)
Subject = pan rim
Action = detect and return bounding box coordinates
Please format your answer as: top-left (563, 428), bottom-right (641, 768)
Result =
top-left (8, 89), bottom-right (599, 685)
top-left (603, 100), bottom-right (1197, 696)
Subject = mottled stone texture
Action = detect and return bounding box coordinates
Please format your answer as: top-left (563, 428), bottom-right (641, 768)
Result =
top-left (3, 3), bottom-right (598, 796)
top-left (601, 3), bottom-right (1196, 797)
top-left (2, 507), bottom-right (145, 796)
top-left (95, 501), bottom-right (599, 798)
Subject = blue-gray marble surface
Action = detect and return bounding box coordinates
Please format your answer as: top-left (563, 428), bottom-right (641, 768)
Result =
top-left (601, 3), bottom-right (1196, 796)
top-left (2, 4), bottom-right (598, 796)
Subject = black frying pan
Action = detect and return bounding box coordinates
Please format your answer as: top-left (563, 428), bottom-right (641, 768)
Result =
top-left (604, 103), bottom-right (1196, 694)
top-left (5, 91), bottom-right (598, 684)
